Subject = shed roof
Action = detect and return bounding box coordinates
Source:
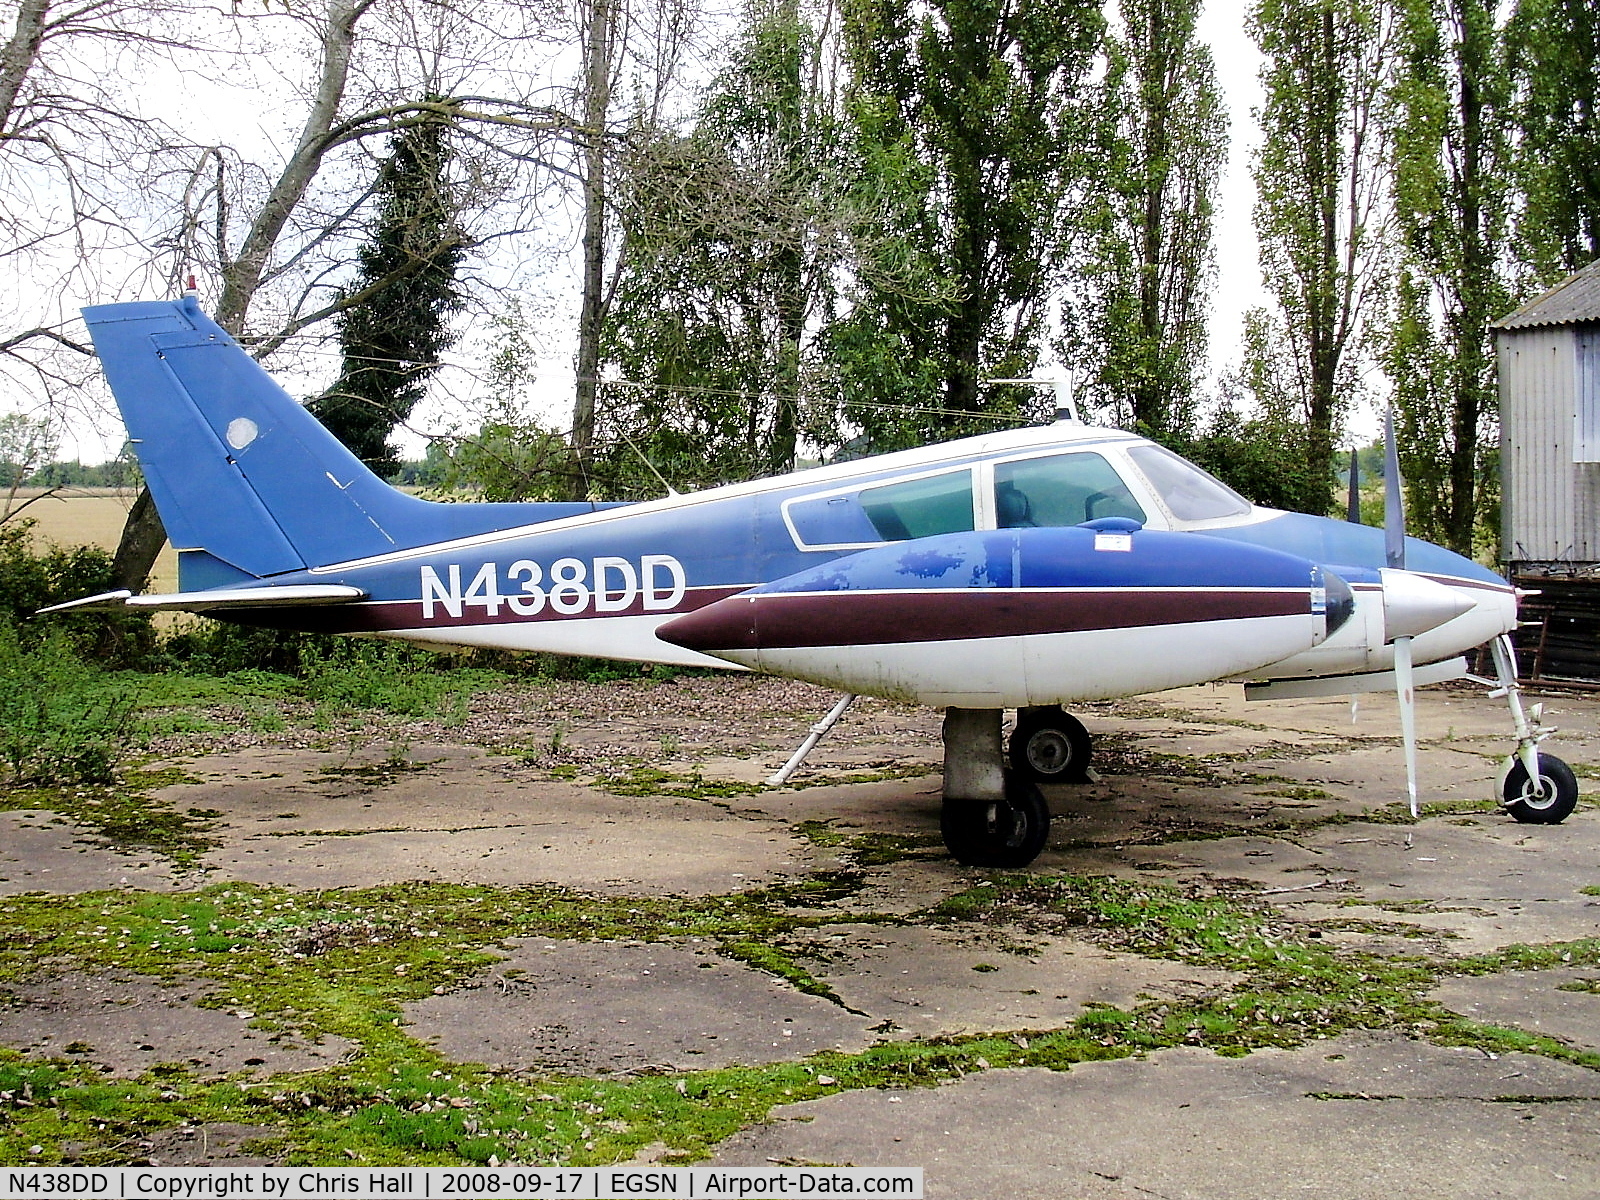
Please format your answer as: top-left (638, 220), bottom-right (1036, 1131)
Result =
top-left (1495, 259), bottom-right (1600, 330)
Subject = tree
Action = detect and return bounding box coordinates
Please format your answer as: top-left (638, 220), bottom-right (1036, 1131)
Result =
top-left (1386, 0), bottom-right (1510, 555)
top-left (1181, 308), bottom-right (1327, 510)
top-left (1, 0), bottom-right (202, 471)
top-left (309, 104), bottom-right (469, 476)
top-left (107, 0), bottom-right (576, 587)
top-left (569, 0), bottom-right (622, 485)
top-left (1505, 0), bottom-right (1600, 283)
top-left (597, 0), bottom-right (852, 492)
top-left (566, 0), bottom-right (712, 493)
top-left (837, 0), bottom-right (1106, 451)
top-left (1079, 0), bottom-right (1227, 435)
top-left (1249, 0), bottom-right (1394, 516)
top-left (0, 409), bottom-right (56, 520)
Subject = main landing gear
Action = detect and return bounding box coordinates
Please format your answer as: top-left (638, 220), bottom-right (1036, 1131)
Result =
top-left (1487, 634), bottom-right (1579, 825)
top-left (940, 708), bottom-right (1053, 867)
top-left (1008, 705), bottom-right (1094, 783)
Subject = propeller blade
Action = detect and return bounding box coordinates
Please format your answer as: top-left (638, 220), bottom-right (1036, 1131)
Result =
top-left (1384, 409), bottom-right (1405, 570)
top-left (1347, 448), bottom-right (1361, 524)
top-left (1395, 634), bottom-right (1419, 817)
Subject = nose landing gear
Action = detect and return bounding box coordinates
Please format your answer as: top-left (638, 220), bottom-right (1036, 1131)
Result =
top-left (1487, 634), bottom-right (1579, 825)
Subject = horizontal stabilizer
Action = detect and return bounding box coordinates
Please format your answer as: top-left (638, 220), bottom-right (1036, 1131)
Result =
top-left (37, 584), bottom-right (366, 615)
top-left (1244, 656), bottom-right (1467, 701)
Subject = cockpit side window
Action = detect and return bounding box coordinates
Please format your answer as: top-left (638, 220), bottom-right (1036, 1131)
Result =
top-left (859, 470), bottom-right (975, 540)
top-left (1126, 444), bottom-right (1251, 522)
top-left (992, 452), bottom-right (1146, 527)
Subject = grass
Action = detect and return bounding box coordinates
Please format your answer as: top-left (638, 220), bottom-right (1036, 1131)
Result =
top-left (0, 767), bottom-right (216, 866)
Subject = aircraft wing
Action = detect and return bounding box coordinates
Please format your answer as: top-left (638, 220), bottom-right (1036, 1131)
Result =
top-left (37, 584), bottom-right (368, 615)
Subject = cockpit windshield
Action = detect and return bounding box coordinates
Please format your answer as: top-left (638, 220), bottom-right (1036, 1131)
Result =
top-left (992, 452), bottom-right (1146, 527)
top-left (1126, 444), bottom-right (1252, 522)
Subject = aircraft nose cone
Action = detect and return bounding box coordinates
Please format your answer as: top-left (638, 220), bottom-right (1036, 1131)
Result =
top-left (656, 595), bottom-right (758, 653)
top-left (1379, 568), bottom-right (1475, 641)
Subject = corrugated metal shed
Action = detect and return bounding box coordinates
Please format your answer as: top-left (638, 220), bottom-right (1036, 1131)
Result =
top-left (1495, 259), bottom-right (1600, 330)
top-left (1497, 258), bottom-right (1600, 680)
top-left (1497, 323), bottom-right (1599, 562)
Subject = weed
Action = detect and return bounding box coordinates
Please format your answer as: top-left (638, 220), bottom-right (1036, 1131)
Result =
top-left (600, 767), bottom-right (754, 801)
top-left (0, 630), bottom-right (143, 786)
top-left (716, 941), bottom-right (856, 1009)
top-left (1556, 978), bottom-right (1600, 995)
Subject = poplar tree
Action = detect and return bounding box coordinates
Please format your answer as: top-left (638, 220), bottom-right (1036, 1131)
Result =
top-left (1385, 0), bottom-right (1510, 555)
top-left (598, 1), bottom-right (844, 491)
top-left (310, 106), bottom-right (468, 476)
top-left (837, 0), bottom-right (1105, 450)
top-left (1248, 0), bottom-right (1393, 516)
top-left (1505, 0), bottom-right (1600, 282)
top-left (1082, 0), bottom-right (1226, 435)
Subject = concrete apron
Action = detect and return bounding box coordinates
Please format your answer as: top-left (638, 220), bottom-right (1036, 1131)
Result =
top-left (0, 681), bottom-right (1597, 1192)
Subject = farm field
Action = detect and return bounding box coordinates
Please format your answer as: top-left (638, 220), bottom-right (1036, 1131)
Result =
top-left (7, 487), bottom-right (179, 592)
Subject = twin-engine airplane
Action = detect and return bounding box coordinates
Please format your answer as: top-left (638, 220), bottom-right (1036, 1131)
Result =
top-left (51, 295), bottom-right (1577, 867)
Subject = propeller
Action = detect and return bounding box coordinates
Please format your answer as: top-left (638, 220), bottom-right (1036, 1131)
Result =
top-left (1384, 408), bottom-right (1419, 818)
top-left (1346, 447), bottom-right (1361, 524)
top-left (1347, 444), bottom-right (1364, 724)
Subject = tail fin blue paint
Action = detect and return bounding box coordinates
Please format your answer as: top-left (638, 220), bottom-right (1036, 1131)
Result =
top-left (85, 297), bottom-right (606, 589)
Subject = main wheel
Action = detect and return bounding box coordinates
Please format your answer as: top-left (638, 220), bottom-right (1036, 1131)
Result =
top-left (941, 773), bottom-right (1051, 868)
top-left (1009, 707), bottom-right (1092, 783)
top-left (1502, 754), bottom-right (1579, 825)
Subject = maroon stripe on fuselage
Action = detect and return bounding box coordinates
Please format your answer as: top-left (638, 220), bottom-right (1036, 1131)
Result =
top-left (213, 585), bottom-right (747, 634)
top-left (658, 588), bottom-right (1310, 652)
top-left (1416, 573), bottom-right (1514, 594)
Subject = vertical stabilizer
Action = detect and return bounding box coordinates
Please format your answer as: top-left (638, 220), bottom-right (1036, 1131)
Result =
top-left (85, 297), bottom-right (604, 585)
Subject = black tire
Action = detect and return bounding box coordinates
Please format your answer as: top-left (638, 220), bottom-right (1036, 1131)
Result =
top-left (1502, 754), bottom-right (1579, 825)
top-left (1009, 707), bottom-right (1092, 783)
top-left (941, 772), bottom-right (1051, 868)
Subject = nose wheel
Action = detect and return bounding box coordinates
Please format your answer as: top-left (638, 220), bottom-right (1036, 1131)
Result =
top-left (1501, 755), bottom-right (1578, 824)
top-left (1486, 634), bottom-right (1579, 825)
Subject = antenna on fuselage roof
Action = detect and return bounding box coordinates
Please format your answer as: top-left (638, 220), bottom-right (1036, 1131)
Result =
top-left (988, 375), bottom-right (1080, 425)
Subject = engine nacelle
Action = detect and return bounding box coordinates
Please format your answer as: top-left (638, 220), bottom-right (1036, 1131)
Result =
top-left (658, 526), bottom-right (1345, 708)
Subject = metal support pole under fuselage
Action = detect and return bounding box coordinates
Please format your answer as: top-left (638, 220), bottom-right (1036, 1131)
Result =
top-left (766, 693), bottom-right (857, 786)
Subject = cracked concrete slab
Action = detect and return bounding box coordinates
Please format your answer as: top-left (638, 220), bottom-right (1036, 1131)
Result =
top-left (153, 746), bottom-right (806, 894)
top-left (6, 676), bottom-right (1600, 1185)
top-left (0, 973), bottom-right (353, 1078)
top-left (402, 926), bottom-right (1238, 1076)
top-left (711, 1032), bottom-right (1600, 1198)
top-left (403, 939), bottom-right (876, 1073)
top-left (1433, 968), bottom-right (1600, 1053)
top-left (792, 924), bottom-right (1235, 1038)
top-left (1048, 813), bottom-right (1600, 955)
top-left (0, 812), bottom-right (185, 895)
